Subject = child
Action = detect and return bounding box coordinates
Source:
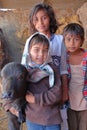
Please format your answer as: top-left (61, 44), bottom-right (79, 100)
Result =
top-left (21, 32), bottom-right (62, 130)
top-left (63, 23), bottom-right (87, 130)
top-left (21, 3), bottom-right (68, 103)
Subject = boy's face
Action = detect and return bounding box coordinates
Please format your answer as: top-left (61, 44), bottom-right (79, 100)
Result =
top-left (64, 33), bottom-right (83, 53)
top-left (29, 43), bottom-right (49, 65)
top-left (33, 9), bottom-right (50, 34)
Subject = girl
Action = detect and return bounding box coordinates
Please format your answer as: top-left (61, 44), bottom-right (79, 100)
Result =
top-left (21, 2), bottom-right (68, 104)
top-left (63, 23), bottom-right (87, 130)
top-left (22, 32), bottom-right (62, 130)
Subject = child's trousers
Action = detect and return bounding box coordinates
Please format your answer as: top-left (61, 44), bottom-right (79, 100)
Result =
top-left (67, 108), bottom-right (87, 130)
top-left (26, 120), bottom-right (61, 130)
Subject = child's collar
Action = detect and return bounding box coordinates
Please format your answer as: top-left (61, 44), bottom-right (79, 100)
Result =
top-left (49, 34), bottom-right (54, 41)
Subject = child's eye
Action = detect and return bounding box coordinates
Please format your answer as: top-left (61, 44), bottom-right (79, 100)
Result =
top-left (33, 17), bottom-right (38, 22)
top-left (74, 38), bottom-right (80, 42)
top-left (75, 38), bottom-right (79, 40)
top-left (42, 16), bottom-right (47, 20)
top-left (34, 49), bottom-right (38, 52)
top-left (43, 49), bottom-right (48, 53)
top-left (66, 38), bottom-right (71, 42)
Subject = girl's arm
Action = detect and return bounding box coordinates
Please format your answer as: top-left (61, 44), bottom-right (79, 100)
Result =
top-left (60, 41), bottom-right (69, 103)
top-left (26, 67), bottom-right (62, 106)
top-left (60, 41), bottom-right (67, 75)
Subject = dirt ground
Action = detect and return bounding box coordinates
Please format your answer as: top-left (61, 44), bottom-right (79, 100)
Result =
top-left (0, 107), bottom-right (8, 130)
top-left (0, 107), bottom-right (27, 130)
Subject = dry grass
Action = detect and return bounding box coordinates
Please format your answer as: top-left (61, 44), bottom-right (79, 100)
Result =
top-left (0, 107), bottom-right (8, 130)
top-left (0, 106), bottom-right (27, 130)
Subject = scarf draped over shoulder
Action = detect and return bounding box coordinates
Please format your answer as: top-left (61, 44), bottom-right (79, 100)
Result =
top-left (21, 32), bottom-right (54, 88)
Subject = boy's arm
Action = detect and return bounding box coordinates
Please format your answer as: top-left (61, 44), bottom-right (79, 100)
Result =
top-left (60, 41), bottom-right (67, 75)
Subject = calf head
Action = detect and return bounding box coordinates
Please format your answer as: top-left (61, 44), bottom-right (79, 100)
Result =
top-left (0, 62), bottom-right (28, 123)
top-left (0, 62), bottom-right (28, 100)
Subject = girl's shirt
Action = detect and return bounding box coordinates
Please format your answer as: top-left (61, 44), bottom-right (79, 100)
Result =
top-left (69, 64), bottom-right (87, 110)
top-left (26, 63), bottom-right (62, 125)
top-left (67, 49), bottom-right (87, 110)
top-left (49, 34), bottom-right (67, 75)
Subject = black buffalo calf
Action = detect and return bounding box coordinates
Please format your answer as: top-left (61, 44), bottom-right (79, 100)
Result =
top-left (0, 62), bottom-right (28, 130)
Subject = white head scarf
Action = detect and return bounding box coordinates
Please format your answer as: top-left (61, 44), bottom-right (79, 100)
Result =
top-left (21, 32), bottom-right (54, 87)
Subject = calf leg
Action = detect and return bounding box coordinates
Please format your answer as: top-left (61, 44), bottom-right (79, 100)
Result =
top-left (7, 111), bottom-right (21, 130)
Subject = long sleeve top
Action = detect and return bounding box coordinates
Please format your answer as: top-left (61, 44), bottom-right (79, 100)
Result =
top-left (25, 63), bottom-right (62, 125)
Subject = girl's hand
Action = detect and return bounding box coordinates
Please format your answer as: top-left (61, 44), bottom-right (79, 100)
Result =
top-left (60, 88), bottom-right (69, 105)
top-left (26, 92), bottom-right (35, 103)
top-left (62, 92), bottom-right (69, 104)
top-left (9, 107), bottom-right (19, 117)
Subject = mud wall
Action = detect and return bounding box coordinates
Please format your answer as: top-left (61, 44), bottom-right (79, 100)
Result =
top-left (0, 0), bottom-right (87, 62)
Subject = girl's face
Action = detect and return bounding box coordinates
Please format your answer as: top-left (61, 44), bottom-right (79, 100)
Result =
top-left (64, 33), bottom-right (83, 53)
top-left (33, 9), bottom-right (50, 35)
top-left (29, 43), bottom-right (49, 65)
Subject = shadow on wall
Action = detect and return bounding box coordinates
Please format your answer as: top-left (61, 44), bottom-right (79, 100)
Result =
top-left (0, 9), bottom-right (29, 63)
top-left (0, 28), bottom-right (10, 70)
top-left (0, 1), bottom-right (87, 63)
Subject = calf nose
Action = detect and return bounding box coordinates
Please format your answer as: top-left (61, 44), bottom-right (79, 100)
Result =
top-left (2, 91), bottom-right (13, 99)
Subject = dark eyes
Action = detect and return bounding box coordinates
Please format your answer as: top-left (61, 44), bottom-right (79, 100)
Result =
top-left (33, 16), bottom-right (47, 22)
top-left (17, 74), bottom-right (25, 80)
top-left (65, 38), bottom-right (80, 41)
top-left (34, 49), bottom-right (38, 52)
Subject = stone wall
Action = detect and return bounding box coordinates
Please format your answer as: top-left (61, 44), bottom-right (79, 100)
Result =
top-left (0, 0), bottom-right (87, 62)
top-left (77, 2), bottom-right (87, 48)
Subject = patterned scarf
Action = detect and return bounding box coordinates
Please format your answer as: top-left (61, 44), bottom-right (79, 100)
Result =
top-left (21, 32), bottom-right (54, 88)
top-left (27, 64), bottom-right (54, 88)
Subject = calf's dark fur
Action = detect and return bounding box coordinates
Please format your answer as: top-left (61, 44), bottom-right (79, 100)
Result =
top-left (0, 62), bottom-right (28, 130)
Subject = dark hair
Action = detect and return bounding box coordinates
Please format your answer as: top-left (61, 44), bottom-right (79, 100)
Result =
top-left (63, 23), bottom-right (84, 40)
top-left (29, 3), bottom-right (58, 34)
top-left (29, 33), bottom-right (49, 49)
